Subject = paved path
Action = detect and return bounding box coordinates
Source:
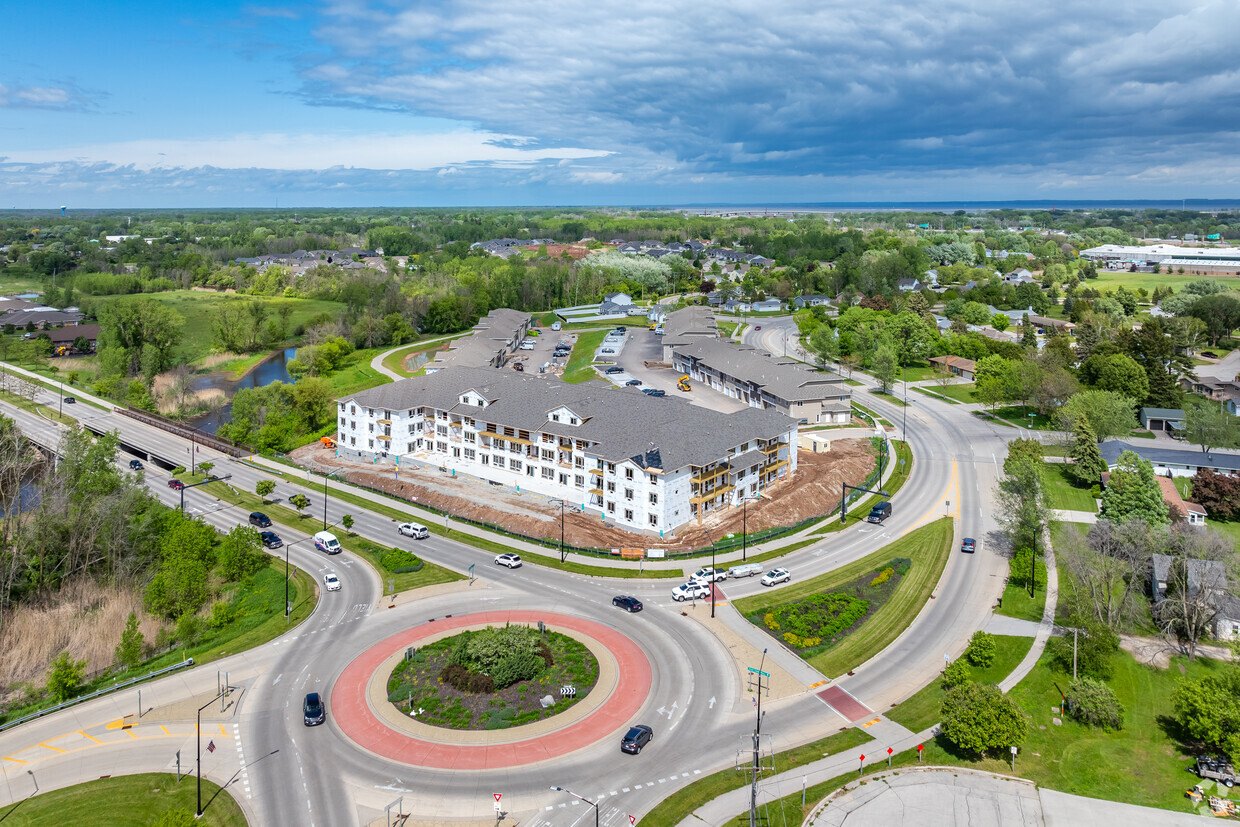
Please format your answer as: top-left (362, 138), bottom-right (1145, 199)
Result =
top-left (999, 532), bottom-right (1058, 693)
top-left (1051, 508), bottom-right (1097, 524)
top-left (983, 615), bottom-right (1043, 637)
top-left (370, 334), bottom-right (460, 380)
top-left (805, 767), bottom-right (1207, 827)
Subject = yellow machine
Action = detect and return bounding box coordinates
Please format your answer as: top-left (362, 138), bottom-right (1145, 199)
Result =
top-left (320, 436), bottom-right (337, 449)
top-left (677, 376), bottom-right (691, 392)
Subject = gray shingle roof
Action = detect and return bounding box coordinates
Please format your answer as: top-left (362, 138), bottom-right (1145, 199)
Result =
top-left (339, 367), bottom-right (794, 472)
top-left (673, 340), bottom-right (846, 404)
top-left (1100, 440), bottom-right (1240, 472)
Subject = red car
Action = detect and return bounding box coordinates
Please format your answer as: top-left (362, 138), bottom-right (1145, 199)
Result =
top-left (168, 479), bottom-right (185, 490)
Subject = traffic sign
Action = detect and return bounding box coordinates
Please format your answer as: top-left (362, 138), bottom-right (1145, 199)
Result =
top-left (747, 667), bottom-right (770, 677)
top-left (629, 816), bottom-right (636, 825)
top-left (887, 747), bottom-right (893, 755)
top-left (917, 744), bottom-right (923, 751)
top-left (494, 793), bottom-right (502, 802)
top-left (859, 754), bottom-right (865, 761)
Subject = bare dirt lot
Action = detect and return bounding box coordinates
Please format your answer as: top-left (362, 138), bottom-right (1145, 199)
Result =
top-left (291, 439), bottom-right (874, 553)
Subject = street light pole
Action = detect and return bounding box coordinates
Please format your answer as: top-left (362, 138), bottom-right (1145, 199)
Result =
top-left (549, 786), bottom-right (598, 827)
top-left (702, 528), bottom-right (717, 619)
top-left (742, 498), bottom-right (748, 563)
top-left (179, 473), bottom-right (231, 512)
top-left (560, 500), bottom-right (566, 563)
top-left (196, 689), bottom-right (227, 818)
top-left (323, 472), bottom-right (329, 531)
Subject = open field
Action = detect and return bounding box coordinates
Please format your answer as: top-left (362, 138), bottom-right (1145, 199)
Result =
top-left (0, 773), bottom-right (246, 826)
top-left (886, 635), bottom-right (1035, 731)
top-left (736, 518), bottom-right (952, 677)
top-left (1093, 269), bottom-right (1235, 294)
top-left (1042, 463), bottom-right (1098, 512)
top-left (562, 329), bottom-right (608, 383)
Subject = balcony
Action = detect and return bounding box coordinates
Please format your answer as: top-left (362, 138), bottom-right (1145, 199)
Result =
top-left (479, 430), bottom-right (533, 446)
top-left (759, 443), bottom-right (782, 455)
top-left (377, 419), bottom-right (392, 426)
top-left (588, 487), bottom-right (603, 496)
top-left (589, 468), bottom-right (604, 476)
top-left (690, 483), bottom-right (734, 504)
top-left (377, 434), bottom-right (392, 442)
top-left (691, 465), bottom-right (730, 484)
top-left (761, 458), bottom-right (789, 475)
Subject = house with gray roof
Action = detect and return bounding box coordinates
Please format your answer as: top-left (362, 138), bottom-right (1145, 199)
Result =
top-left (671, 339), bottom-right (851, 425)
top-left (1099, 440), bottom-right (1240, 478)
top-left (1139, 407), bottom-right (1185, 432)
top-left (428, 308), bottom-right (532, 373)
top-left (1151, 553), bottom-right (1239, 639)
top-left (335, 367), bottom-right (798, 535)
top-left (793, 295), bottom-right (831, 309)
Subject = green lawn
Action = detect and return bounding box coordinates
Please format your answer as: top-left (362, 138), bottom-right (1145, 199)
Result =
top-left (1172, 476), bottom-right (1193, 498)
top-left (886, 635), bottom-right (1035, 731)
top-left (912, 386), bottom-right (961, 404)
top-left (640, 727), bottom-right (870, 827)
top-left (1093, 269), bottom-right (1229, 295)
top-left (380, 337), bottom-right (461, 377)
top-left (1041, 463), bottom-right (1098, 513)
top-left (0, 774), bottom-right (246, 826)
top-left (1209, 519), bottom-right (1240, 550)
top-left (938, 382), bottom-right (978, 403)
top-left (898, 361), bottom-right (941, 382)
top-left (995, 557), bottom-right (1048, 622)
top-left (562, 330), bottom-right (608, 383)
top-left (94, 290), bottom-right (346, 366)
top-left (736, 518), bottom-right (953, 677)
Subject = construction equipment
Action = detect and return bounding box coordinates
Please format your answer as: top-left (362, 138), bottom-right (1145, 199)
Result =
top-left (320, 436), bottom-right (337, 449)
top-left (54, 345), bottom-right (71, 357)
top-left (1196, 756), bottom-right (1238, 788)
top-left (677, 375), bottom-right (691, 392)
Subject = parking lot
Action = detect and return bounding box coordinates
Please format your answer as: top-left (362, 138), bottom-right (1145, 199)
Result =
top-left (594, 324), bottom-right (750, 413)
top-left (508, 325), bottom-right (576, 376)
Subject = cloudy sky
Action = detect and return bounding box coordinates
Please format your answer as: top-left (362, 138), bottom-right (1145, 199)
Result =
top-left (2, 0), bottom-right (1238, 207)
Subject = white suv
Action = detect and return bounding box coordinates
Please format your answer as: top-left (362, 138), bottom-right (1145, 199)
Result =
top-left (689, 567), bottom-right (727, 584)
top-left (761, 568), bottom-right (791, 587)
top-left (671, 582), bottom-right (712, 602)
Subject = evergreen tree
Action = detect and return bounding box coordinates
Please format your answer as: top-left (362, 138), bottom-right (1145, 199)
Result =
top-left (1021, 313), bottom-right (1037, 349)
top-left (1099, 450), bottom-right (1169, 526)
top-left (115, 612), bottom-right (146, 669)
top-left (1068, 415), bottom-right (1106, 485)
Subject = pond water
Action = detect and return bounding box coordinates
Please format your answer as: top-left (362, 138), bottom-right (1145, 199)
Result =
top-left (188, 347), bottom-right (297, 434)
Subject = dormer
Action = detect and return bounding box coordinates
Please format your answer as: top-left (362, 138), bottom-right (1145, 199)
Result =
top-left (547, 405), bottom-right (581, 426)
top-left (458, 389), bottom-right (490, 408)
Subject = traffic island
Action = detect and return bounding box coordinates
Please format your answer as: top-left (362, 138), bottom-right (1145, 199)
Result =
top-left (332, 611), bottom-right (650, 768)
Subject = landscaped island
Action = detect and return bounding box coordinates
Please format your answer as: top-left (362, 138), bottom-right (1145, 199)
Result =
top-left (386, 624), bottom-right (598, 730)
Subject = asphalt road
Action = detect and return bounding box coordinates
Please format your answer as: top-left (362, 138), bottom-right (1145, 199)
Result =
top-left (0, 346), bottom-right (1020, 826)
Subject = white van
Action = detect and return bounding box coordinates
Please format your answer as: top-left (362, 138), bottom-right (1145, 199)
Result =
top-left (313, 531), bottom-right (342, 554)
top-left (551, 321), bottom-right (562, 331)
top-left (728, 563), bottom-right (763, 579)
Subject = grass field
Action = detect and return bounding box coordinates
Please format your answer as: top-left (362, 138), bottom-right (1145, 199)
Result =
top-left (912, 386), bottom-right (961, 404)
top-left (736, 518), bottom-right (953, 678)
top-left (640, 727), bottom-right (870, 827)
top-left (995, 557), bottom-right (1048, 623)
top-left (95, 290), bottom-right (346, 366)
top-left (0, 774), bottom-right (246, 826)
top-left (1041, 463), bottom-right (1098, 512)
top-left (937, 382), bottom-right (978, 403)
top-left (562, 329), bottom-right (608, 383)
top-left (1093, 269), bottom-right (1235, 294)
top-left (379, 336), bottom-right (462, 377)
top-left (886, 635), bottom-right (1035, 731)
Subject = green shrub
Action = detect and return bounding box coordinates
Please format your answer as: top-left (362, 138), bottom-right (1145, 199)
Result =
top-left (209, 600), bottom-right (236, 629)
top-left (1090, 484), bottom-right (1102, 498)
top-left (964, 631), bottom-right (997, 667)
top-left (941, 658), bottom-right (971, 689)
top-left (870, 567), bottom-right (895, 587)
top-left (760, 592), bottom-right (869, 649)
top-left (1065, 676), bottom-right (1124, 731)
top-left (380, 547), bottom-right (423, 572)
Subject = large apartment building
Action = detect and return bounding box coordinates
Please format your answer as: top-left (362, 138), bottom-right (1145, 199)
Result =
top-left (427, 308), bottom-right (533, 372)
top-left (671, 340), bottom-right (852, 425)
top-left (335, 367), bottom-right (798, 535)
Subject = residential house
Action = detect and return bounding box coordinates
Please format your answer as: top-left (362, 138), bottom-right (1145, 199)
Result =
top-left (927, 355), bottom-right (976, 380)
top-left (1155, 477), bottom-right (1207, 526)
top-left (923, 269), bottom-right (939, 285)
top-left (1150, 553), bottom-right (1239, 638)
top-left (1179, 377), bottom-right (1240, 415)
top-left (1139, 407), bottom-right (1185, 432)
top-left (793, 295), bottom-right (832, 309)
top-left (751, 299), bottom-right (782, 313)
top-left (41, 324), bottom-right (101, 349)
top-left (1099, 440), bottom-right (1240, 478)
top-left (896, 278), bottom-right (920, 292)
top-left (1001, 268), bottom-right (1036, 285)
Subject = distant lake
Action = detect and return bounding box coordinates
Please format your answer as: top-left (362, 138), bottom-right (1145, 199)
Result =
top-left (188, 348), bottom-right (296, 434)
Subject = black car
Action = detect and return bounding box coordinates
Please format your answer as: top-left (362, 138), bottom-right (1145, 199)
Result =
top-left (612, 595), bottom-right (643, 613)
top-left (249, 512), bottom-right (272, 528)
top-left (605, 367), bottom-right (624, 375)
top-left (961, 537), bottom-right (976, 553)
top-left (260, 531), bottom-right (283, 549)
top-left (129, 459), bottom-right (144, 471)
top-left (625, 379), bottom-right (642, 387)
top-left (303, 692), bottom-right (325, 726)
top-left (63, 397), bottom-right (76, 404)
top-left (620, 724), bottom-right (653, 754)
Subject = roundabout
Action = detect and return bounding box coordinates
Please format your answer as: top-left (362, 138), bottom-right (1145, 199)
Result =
top-left (332, 610), bottom-right (653, 769)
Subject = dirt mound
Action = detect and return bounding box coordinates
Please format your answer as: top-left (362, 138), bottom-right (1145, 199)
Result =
top-left (291, 439), bottom-right (874, 553)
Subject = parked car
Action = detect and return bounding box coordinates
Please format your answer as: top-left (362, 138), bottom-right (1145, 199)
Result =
top-left (671, 582), bottom-right (711, 602)
top-left (961, 537), bottom-right (976, 553)
top-left (260, 531), bottom-right (283, 549)
top-left (605, 367), bottom-right (625, 375)
top-left (625, 379), bottom-right (642, 387)
top-left (761, 568), bottom-right (791, 587)
top-left (601, 348), bottom-right (615, 354)
top-left (168, 479), bottom-right (185, 490)
top-left (620, 724), bottom-right (653, 754)
top-left (323, 573), bottom-right (341, 592)
top-left (303, 692), bottom-right (326, 726)
top-left (689, 567), bottom-right (727, 583)
top-left (495, 553), bottom-right (522, 568)
top-left (249, 512), bottom-right (272, 528)
top-left (128, 459), bottom-right (144, 471)
top-left (398, 522), bottom-right (429, 539)
top-left (612, 595), bottom-right (643, 613)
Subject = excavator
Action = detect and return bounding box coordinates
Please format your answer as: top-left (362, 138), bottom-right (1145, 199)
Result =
top-left (677, 375), bottom-right (691, 392)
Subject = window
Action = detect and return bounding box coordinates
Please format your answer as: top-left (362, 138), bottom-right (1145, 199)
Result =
top-left (648, 514), bottom-right (658, 526)
top-left (350, 405), bottom-right (356, 415)
top-left (624, 488), bottom-right (633, 501)
top-left (368, 423), bottom-right (374, 433)
top-left (408, 424), bottom-right (416, 434)
top-left (481, 454), bottom-right (489, 465)
top-left (570, 417), bottom-right (578, 425)
top-left (407, 443), bottom-right (415, 453)
top-left (509, 442), bottom-right (520, 454)
top-left (436, 441), bottom-right (447, 453)
top-left (368, 439), bottom-right (374, 449)
top-left (350, 436), bottom-right (356, 446)
top-left (606, 501), bottom-right (615, 513)
top-left (649, 493), bottom-right (658, 505)
top-left (624, 509), bottom-right (633, 521)
top-left (527, 465), bottom-right (535, 477)
top-left (551, 414), bottom-right (560, 422)
top-left (465, 432), bottom-right (475, 443)
top-left (559, 473), bottom-right (568, 485)
top-left (452, 447), bottom-right (460, 458)
top-left (510, 460), bottom-right (522, 472)
top-left (625, 468), bottom-right (634, 480)
top-left (575, 457), bottom-right (584, 468)
top-left (367, 408), bottom-right (374, 417)
top-left (541, 449), bottom-right (554, 461)
top-left (494, 456), bottom-right (506, 468)
top-left (607, 463), bottom-right (615, 473)
top-left (437, 425), bottom-right (448, 436)
top-left (340, 416), bottom-right (346, 426)
top-left (464, 448), bottom-right (476, 461)
top-left (607, 481), bottom-right (616, 493)
top-left (541, 467), bottom-right (554, 480)
top-left (575, 474), bottom-right (585, 488)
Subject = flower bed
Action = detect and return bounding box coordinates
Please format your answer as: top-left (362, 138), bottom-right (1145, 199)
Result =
top-left (748, 558), bottom-right (911, 659)
top-left (385, 624), bottom-right (598, 730)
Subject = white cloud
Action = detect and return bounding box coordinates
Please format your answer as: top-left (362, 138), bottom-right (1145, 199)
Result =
top-left (0, 82), bottom-right (93, 111)
top-left (3, 129), bottom-right (609, 171)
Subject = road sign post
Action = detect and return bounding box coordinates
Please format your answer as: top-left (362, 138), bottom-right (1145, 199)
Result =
top-left (887, 746), bottom-right (893, 768)
top-left (859, 754), bottom-right (865, 776)
top-left (917, 743), bottom-right (924, 763)
top-left (1010, 745), bottom-right (1017, 772)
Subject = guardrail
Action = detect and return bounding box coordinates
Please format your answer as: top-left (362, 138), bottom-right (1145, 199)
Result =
top-left (115, 407), bottom-right (251, 457)
top-left (0, 657), bottom-right (194, 733)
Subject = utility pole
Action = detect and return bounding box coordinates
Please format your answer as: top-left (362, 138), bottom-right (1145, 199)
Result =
top-left (742, 648), bottom-right (773, 827)
top-left (702, 528), bottom-right (717, 618)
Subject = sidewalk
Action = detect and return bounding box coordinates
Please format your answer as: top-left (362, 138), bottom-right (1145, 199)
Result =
top-left (1051, 508), bottom-right (1097, 524)
top-left (0, 360), bottom-right (118, 410)
top-left (999, 532), bottom-right (1058, 693)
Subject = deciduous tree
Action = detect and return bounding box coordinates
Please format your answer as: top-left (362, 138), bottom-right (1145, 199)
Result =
top-left (1057, 390), bottom-right (1137, 442)
top-left (940, 681), bottom-right (1030, 758)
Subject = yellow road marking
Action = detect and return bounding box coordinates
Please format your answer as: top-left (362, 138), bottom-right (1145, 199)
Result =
top-left (104, 718), bottom-right (126, 730)
top-left (160, 725), bottom-right (171, 735)
top-left (808, 680), bottom-right (828, 689)
top-left (904, 459), bottom-right (959, 534)
top-left (77, 730), bottom-right (103, 744)
top-left (218, 724), bottom-right (227, 735)
top-left (38, 742), bottom-right (66, 753)
top-left (2, 756), bottom-right (28, 764)
top-left (861, 718), bottom-right (882, 727)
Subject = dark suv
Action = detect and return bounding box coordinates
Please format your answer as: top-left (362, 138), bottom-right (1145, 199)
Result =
top-left (620, 724), bottom-right (653, 754)
top-left (249, 512), bottom-right (272, 528)
top-left (303, 692), bottom-right (325, 726)
top-left (260, 531), bottom-right (283, 549)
